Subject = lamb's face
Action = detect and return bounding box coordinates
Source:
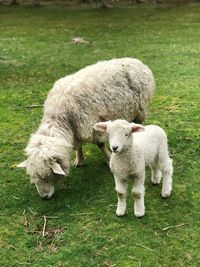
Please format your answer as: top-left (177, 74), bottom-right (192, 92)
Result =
top-left (107, 121), bottom-right (133, 153)
top-left (94, 119), bottom-right (145, 154)
top-left (18, 156), bottom-right (67, 199)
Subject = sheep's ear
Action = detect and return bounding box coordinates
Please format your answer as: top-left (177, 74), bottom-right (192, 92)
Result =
top-left (51, 162), bottom-right (66, 176)
top-left (17, 160), bottom-right (28, 168)
top-left (130, 123), bottom-right (145, 133)
top-left (93, 121), bottom-right (110, 132)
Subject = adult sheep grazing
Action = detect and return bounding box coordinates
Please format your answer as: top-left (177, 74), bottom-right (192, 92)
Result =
top-left (94, 119), bottom-right (173, 218)
top-left (17, 58), bottom-right (155, 199)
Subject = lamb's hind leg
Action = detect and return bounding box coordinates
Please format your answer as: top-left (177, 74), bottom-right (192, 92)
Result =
top-left (161, 157), bottom-right (173, 198)
top-left (158, 147), bottom-right (173, 198)
top-left (133, 109), bottom-right (146, 124)
top-left (150, 160), bottom-right (162, 185)
top-left (74, 144), bottom-right (84, 167)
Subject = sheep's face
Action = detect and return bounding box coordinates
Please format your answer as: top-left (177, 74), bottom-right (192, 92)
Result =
top-left (94, 119), bottom-right (145, 154)
top-left (17, 156), bottom-right (67, 199)
top-left (35, 179), bottom-right (55, 199)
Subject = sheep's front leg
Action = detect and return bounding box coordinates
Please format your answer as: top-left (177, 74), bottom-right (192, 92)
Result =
top-left (114, 175), bottom-right (128, 216)
top-left (74, 144), bottom-right (84, 167)
top-left (132, 173), bottom-right (145, 218)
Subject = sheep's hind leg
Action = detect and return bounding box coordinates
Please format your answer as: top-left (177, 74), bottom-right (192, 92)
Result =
top-left (97, 142), bottom-right (111, 164)
top-left (132, 174), bottom-right (145, 218)
top-left (133, 109), bottom-right (146, 124)
top-left (114, 175), bottom-right (128, 216)
top-left (150, 160), bottom-right (162, 185)
top-left (74, 145), bottom-right (84, 168)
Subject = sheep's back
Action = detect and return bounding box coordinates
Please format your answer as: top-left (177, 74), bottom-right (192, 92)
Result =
top-left (44, 58), bottom-right (155, 142)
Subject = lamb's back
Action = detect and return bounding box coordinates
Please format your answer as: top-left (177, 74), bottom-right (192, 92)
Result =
top-left (134, 125), bottom-right (167, 165)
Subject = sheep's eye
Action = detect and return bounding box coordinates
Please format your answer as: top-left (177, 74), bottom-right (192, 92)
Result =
top-left (125, 133), bottom-right (129, 137)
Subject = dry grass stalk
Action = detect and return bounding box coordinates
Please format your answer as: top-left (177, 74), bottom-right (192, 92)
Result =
top-left (26, 104), bottom-right (43, 108)
top-left (42, 215), bottom-right (47, 237)
top-left (162, 223), bottom-right (188, 231)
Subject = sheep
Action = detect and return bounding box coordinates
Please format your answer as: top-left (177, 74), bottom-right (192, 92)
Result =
top-left (94, 119), bottom-right (173, 217)
top-left (17, 58), bottom-right (155, 199)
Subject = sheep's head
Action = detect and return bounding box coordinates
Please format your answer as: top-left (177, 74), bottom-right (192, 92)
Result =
top-left (94, 119), bottom-right (144, 153)
top-left (17, 135), bottom-right (72, 199)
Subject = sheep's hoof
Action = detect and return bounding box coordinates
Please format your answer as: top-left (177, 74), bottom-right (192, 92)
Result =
top-left (74, 160), bottom-right (84, 168)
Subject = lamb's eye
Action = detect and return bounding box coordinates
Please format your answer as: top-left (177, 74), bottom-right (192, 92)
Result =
top-left (125, 133), bottom-right (129, 137)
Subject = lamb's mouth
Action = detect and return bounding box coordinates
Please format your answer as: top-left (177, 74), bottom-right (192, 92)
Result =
top-left (111, 147), bottom-right (120, 153)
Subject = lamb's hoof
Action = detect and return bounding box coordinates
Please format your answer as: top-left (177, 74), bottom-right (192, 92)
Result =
top-left (161, 191), bottom-right (171, 199)
top-left (134, 206), bottom-right (145, 218)
top-left (134, 211), bottom-right (145, 218)
top-left (152, 180), bottom-right (160, 186)
top-left (151, 177), bottom-right (161, 185)
top-left (116, 210), bottom-right (126, 217)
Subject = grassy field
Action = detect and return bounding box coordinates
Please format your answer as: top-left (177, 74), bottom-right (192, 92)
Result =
top-left (1, 2), bottom-right (200, 267)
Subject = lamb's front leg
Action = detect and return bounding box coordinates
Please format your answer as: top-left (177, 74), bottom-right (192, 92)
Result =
top-left (114, 175), bottom-right (128, 217)
top-left (132, 173), bottom-right (145, 218)
top-left (74, 144), bottom-right (84, 167)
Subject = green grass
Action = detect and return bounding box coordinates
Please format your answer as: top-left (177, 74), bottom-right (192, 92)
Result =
top-left (1, 3), bottom-right (200, 266)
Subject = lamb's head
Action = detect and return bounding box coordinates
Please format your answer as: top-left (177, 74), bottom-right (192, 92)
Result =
top-left (17, 134), bottom-right (72, 199)
top-left (94, 120), bottom-right (144, 153)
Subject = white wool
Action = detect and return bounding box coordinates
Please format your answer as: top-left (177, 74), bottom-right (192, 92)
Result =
top-left (25, 134), bottom-right (71, 160)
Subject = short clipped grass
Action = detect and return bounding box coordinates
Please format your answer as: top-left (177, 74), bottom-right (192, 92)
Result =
top-left (1, 2), bottom-right (200, 267)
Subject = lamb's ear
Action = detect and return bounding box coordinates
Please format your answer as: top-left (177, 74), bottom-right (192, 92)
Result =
top-left (130, 123), bottom-right (145, 133)
top-left (51, 162), bottom-right (66, 176)
top-left (17, 160), bottom-right (28, 168)
top-left (93, 121), bottom-right (110, 132)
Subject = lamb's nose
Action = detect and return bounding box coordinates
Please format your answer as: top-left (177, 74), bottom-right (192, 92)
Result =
top-left (112, 146), bottom-right (119, 152)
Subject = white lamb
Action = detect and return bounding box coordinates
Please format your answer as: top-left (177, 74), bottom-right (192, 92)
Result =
top-left (17, 58), bottom-right (155, 199)
top-left (94, 119), bottom-right (173, 217)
